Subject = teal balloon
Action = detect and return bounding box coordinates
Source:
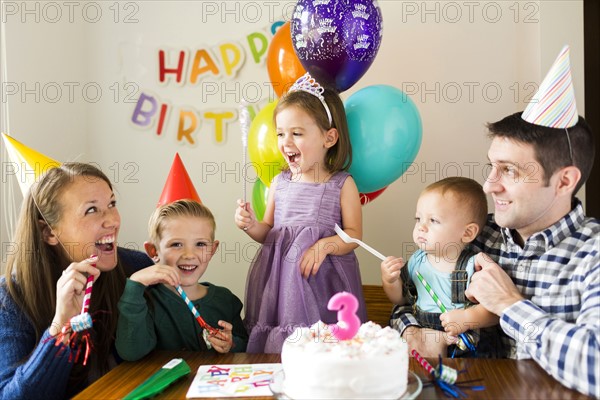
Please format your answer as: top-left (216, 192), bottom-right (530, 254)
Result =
top-left (346, 85), bottom-right (422, 193)
top-left (251, 179), bottom-right (269, 221)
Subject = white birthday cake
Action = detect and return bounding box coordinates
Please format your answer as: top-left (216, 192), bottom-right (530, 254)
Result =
top-left (281, 321), bottom-right (408, 399)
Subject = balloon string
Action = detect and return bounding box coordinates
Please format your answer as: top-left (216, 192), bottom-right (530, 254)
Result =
top-left (240, 100), bottom-right (250, 210)
top-left (1, 16), bottom-right (17, 243)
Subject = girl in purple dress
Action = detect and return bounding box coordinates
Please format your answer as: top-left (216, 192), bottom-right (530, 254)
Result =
top-left (235, 73), bottom-right (367, 353)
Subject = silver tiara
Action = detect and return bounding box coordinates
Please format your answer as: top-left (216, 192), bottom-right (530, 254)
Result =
top-left (287, 73), bottom-right (332, 126)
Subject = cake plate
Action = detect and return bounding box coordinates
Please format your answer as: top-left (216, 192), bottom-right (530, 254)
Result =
top-left (269, 370), bottom-right (422, 400)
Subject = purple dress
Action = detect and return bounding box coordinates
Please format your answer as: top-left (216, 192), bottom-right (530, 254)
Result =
top-left (244, 170), bottom-right (367, 353)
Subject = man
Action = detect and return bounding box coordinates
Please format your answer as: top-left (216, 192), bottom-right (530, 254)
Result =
top-left (393, 46), bottom-right (599, 397)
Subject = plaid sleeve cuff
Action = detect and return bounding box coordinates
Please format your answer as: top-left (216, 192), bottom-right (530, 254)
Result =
top-left (500, 299), bottom-right (547, 343)
top-left (390, 304), bottom-right (421, 335)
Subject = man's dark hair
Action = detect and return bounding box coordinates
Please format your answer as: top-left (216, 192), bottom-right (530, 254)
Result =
top-left (487, 112), bottom-right (595, 193)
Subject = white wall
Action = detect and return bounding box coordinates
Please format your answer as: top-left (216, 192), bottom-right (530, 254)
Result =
top-left (1, 1), bottom-right (585, 305)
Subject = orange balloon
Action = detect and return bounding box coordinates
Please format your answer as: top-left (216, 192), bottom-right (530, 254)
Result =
top-left (267, 21), bottom-right (306, 98)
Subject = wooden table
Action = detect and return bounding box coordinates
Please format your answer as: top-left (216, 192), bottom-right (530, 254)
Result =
top-left (74, 351), bottom-right (591, 399)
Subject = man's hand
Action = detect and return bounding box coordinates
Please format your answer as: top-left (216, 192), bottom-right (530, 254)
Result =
top-left (465, 252), bottom-right (524, 315)
top-left (402, 326), bottom-right (448, 357)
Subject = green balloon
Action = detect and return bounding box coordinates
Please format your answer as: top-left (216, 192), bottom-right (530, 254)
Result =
top-left (252, 179), bottom-right (269, 221)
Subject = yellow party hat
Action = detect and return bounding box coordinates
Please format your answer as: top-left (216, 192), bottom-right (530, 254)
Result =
top-left (1, 133), bottom-right (61, 195)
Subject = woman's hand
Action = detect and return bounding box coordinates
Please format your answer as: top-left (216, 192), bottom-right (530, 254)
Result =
top-left (130, 264), bottom-right (180, 288)
top-left (50, 255), bottom-right (101, 338)
top-left (208, 321), bottom-right (234, 353)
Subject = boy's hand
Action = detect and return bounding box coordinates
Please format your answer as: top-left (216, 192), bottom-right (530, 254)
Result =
top-left (130, 264), bottom-right (180, 287)
top-left (381, 256), bottom-right (405, 284)
top-left (209, 321), bottom-right (234, 353)
top-left (235, 199), bottom-right (256, 232)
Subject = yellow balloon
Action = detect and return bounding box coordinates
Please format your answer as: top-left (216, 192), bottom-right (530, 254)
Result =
top-left (1, 133), bottom-right (61, 195)
top-left (247, 100), bottom-right (285, 187)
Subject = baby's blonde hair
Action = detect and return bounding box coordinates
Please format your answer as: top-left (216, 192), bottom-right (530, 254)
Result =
top-left (148, 199), bottom-right (216, 244)
top-left (423, 177), bottom-right (488, 231)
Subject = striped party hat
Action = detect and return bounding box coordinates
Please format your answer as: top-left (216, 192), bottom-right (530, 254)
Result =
top-left (522, 45), bottom-right (578, 128)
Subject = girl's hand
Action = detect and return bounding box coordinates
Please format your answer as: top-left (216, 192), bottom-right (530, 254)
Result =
top-left (208, 321), bottom-right (234, 353)
top-left (51, 255), bottom-right (101, 337)
top-left (130, 264), bottom-right (180, 287)
top-left (299, 239), bottom-right (333, 278)
top-left (235, 199), bottom-right (256, 232)
top-left (381, 256), bottom-right (405, 284)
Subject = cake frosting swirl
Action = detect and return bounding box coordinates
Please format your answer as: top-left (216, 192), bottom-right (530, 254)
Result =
top-left (281, 321), bottom-right (408, 399)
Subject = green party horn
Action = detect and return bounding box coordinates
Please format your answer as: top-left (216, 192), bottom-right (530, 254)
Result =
top-left (122, 358), bottom-right (191, 400)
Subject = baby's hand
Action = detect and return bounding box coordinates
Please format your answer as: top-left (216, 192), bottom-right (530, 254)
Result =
top-left (130, 264), bottom-right (180, 287)
top-left (208, 321), bottom-right (234, 353)
top-left (440, 309), bottom-right (469, 338)
top-left (380, 256), bottom-right (405, 284)
top-left (235, 199), bottom-right (256, 232)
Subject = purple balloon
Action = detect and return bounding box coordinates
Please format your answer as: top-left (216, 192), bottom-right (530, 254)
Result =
top-left (291, 0), bottom-right (383, 92)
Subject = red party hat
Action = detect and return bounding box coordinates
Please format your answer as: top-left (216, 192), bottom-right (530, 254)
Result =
top-left (157, 153), bottom-right (201, 207)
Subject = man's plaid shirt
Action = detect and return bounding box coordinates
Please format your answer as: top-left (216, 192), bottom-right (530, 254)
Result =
top-left (392, 199), bottom-right (599, 397)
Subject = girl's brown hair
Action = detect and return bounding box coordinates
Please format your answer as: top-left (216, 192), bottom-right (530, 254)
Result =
top-left (274, 87), bottom-right (353, 173)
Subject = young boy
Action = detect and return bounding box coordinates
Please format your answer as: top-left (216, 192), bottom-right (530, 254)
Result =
top-left (116, 199), bottom-right (248, 361)
top-left (381, 177), bottom-right (498, 355)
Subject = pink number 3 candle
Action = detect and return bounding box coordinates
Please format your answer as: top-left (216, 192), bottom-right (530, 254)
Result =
top-left (327, 292), bottom-right (360, 340)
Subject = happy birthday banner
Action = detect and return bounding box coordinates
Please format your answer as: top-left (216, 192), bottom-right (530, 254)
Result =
top-left (130, 21), bottom-right (284, 146)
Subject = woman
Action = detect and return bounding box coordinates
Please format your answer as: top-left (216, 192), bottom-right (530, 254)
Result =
top-left (0, 162), bottom-right (152, 399)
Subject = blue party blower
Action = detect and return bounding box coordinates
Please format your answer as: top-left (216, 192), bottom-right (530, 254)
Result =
top-left (122, 358), bottom-right (191, 400)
